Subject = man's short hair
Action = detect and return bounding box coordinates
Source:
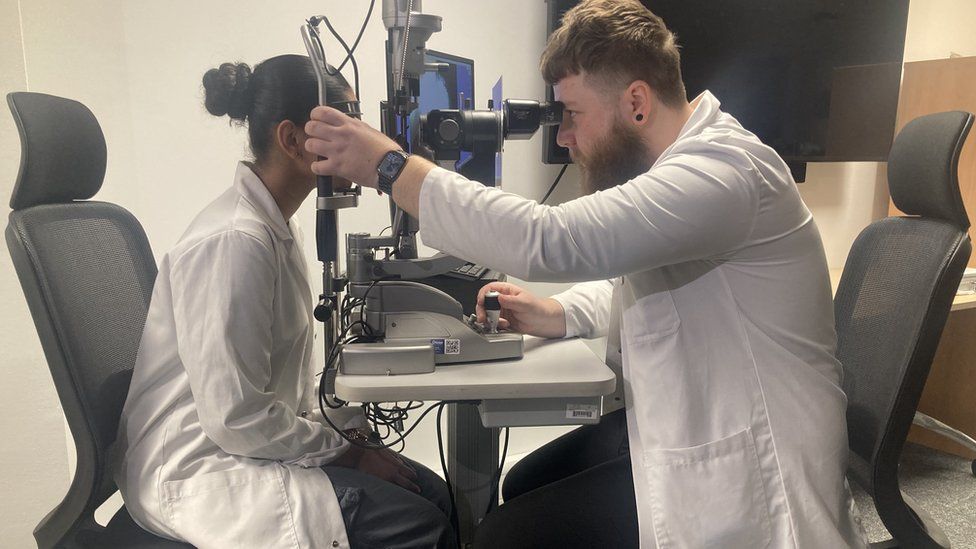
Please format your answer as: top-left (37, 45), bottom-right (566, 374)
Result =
top-left (541, 0), bottom-right (687, 107)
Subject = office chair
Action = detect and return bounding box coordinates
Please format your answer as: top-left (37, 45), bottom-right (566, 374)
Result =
top-left (6, 92), bottom-right (193, 548)
top-left (835, 110), bottom-right (974, 548)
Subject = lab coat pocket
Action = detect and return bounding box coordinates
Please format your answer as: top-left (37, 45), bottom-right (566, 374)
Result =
top-left (624, 290), bottom-right (680, 343)
top-left (642, 428), bottom-right (772, 549)
top-left (162, 466), bottom-right (300, 548)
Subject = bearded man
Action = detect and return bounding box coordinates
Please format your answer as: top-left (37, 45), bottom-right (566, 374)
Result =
top-left (303, 0), bottom-right (866, 547)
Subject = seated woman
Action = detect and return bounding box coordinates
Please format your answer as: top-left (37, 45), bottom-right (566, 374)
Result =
top-left (116, 54), bottom-right (454, 549)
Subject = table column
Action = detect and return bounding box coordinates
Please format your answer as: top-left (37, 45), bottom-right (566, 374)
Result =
top-left (448, 402), bottom-right (499, 547)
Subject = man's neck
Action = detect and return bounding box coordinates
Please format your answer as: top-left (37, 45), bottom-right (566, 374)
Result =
top-left (644, 98), bottom-right (697, 163)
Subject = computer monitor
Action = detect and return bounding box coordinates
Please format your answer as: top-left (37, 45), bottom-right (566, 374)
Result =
top-left (415, 49), bottom-right (475, 171)
top-left (421, 50), bottom-right (475, 111)
top-left (544, 0), bottom-right (911, 182)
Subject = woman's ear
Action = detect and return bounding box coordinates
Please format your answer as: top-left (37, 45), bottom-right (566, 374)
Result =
top-left (275, 120), bottom-right (306, 161)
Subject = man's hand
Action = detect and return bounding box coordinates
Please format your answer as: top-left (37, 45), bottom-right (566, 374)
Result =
top-left (476, 282), bottom-right (567, 338)
top-left (330, 431), bottom-right (420, 493)
top-left (304, 106), bottom-right (401, 188)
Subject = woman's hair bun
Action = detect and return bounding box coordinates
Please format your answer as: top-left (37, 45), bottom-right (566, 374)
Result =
top-left (202, 62), bottom-right (253, 121)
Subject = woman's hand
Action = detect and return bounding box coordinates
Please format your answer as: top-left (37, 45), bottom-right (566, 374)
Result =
top-left (331, 430), bottom-right (420, 493)
top-left (304, 106), bottom-right (401, 188)
top-left (356, 446), bottom-right (420, 493)
top-left (476, 282), bottom-right (567, 338)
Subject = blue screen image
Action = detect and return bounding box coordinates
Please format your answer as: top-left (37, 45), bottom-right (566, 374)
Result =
top-left (410, 50), bottom-right (475, 169)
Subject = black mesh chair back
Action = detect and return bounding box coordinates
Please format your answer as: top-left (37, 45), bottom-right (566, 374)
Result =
top-left (6, 92), bottom-right (191, 548)
top-left (835, 110), bottom-right (974, 548)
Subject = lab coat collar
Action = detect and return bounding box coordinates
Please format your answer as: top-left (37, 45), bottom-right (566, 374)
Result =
top-left (234, 162), bottom-right (294, 242)
top-left (652, 90), bottom-right (721, 169)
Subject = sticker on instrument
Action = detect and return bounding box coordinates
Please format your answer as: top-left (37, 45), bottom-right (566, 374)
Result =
top-left (431, 338), bottom-right (461, 355)
top-left (566, 404), bottom-right (599, 420)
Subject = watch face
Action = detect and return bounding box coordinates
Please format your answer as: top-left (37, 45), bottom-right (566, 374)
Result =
top-left (380, 151), bottom-right (406, 178)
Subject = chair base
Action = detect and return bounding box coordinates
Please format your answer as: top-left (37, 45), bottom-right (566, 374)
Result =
top-left (913, 411), bottom-right (976, 477)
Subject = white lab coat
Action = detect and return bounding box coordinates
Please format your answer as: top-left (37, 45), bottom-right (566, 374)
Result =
top-left (117, 163), bottom-right (365, 548)
top-left (418, 92), bottom-right (867, 548)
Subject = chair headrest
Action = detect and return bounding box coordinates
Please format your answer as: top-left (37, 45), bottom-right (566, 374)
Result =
top-left (888, 110), bottom-right (974, 229)
top-left (7, 92), bottom-right (106, 210)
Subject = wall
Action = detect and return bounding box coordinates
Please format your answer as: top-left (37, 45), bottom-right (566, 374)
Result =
top-left (5, 0), bottom-right (976, 544)
top-left (0, 0), bottom-right (569, 541)
top-left (0, 0), bottom-right (72, 546)
top-left (903, 0), bottom-right (976, 62)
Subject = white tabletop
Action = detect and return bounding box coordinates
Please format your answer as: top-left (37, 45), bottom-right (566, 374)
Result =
top-left (334, 336), bottom-right (616, 402)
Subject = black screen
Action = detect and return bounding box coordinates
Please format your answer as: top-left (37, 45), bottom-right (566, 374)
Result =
top-left (543, 0), bottom-right (910, 179)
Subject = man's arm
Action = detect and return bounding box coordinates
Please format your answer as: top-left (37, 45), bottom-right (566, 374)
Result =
top-left (389, 155), bottom-right (433, 218)
top-left (550, 279), bottom-right (614, 339)
top-left (304, 106), bottom-right (759, 283)
top-left (303, 106), bottom-right (431, 217)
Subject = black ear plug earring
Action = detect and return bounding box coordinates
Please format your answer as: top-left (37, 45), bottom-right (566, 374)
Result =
top-left (636, 113), bottom-right (644, 122)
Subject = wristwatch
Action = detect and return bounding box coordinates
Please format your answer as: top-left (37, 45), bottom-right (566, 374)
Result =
top-left (376, 149), bottom-right (410, 195)
top-left (344, 427), bottom-right (378, 445)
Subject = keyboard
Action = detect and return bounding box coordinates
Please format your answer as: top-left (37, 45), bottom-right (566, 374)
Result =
top-left (449, 262), bottom-right (489, 280)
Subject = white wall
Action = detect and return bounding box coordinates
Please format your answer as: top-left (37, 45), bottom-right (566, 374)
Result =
top-left (0, 0), bottom-right (571, 541)
top-left (904, 0), bottom-right (976, 62)
top-left (0, 0), bottom-right (73, 546)
top-left (5, 0), bottom-right (976, 544)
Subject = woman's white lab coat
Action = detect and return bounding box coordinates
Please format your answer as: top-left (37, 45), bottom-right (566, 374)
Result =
top-left (117, 163), bottom-right (364, 548)
top-left (418, 92), bottom-right (867, 547)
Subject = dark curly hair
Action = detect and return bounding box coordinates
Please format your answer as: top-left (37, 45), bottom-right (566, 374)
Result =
top-left (202, 54), bottom-right (351, 164)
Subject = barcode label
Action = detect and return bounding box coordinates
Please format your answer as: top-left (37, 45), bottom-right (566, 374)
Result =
top-left (566, 404), bottom-right (598, 420)
top-left (431, 338), bottom-right (462, 355)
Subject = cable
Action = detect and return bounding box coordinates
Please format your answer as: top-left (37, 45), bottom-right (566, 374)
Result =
top-left (310, 18), bottom-right (359, 100)
top-left (320, 394), bottom-right (474, 451)
top-left (436, 403), bottom-right (461, 546)
top-left (309, 0), bottom-right (375, 100)
top-left (335, 0), bottom-right (374, 73)
top-left (540, 164), bottom-right (569, 205)
top-left (488, 427), bottom-right (510, 514)
top-left (319, 15), bottom-right (361, 99)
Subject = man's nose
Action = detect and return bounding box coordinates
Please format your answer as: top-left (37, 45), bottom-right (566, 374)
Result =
top-left (556, 124), bottom-right (574, 149)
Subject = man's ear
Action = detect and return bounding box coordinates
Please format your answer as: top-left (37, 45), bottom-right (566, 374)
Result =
top-left (624, 80), bottom-right (654, 124)
top-left (275, 120), bottom-right (305, 160)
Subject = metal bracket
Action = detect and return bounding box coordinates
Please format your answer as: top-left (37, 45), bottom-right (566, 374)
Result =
top-left (317, 194), bottom-right (360, 210)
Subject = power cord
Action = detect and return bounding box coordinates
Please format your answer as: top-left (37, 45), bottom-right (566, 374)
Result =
top-left (308, 0), bottom-right (375, 100)
top-left (488, 427), bottom-right (510, 514)
top-left (540, 164), bottom-right (569, 205)
top-left (436, 403), bottom-right (460, 545)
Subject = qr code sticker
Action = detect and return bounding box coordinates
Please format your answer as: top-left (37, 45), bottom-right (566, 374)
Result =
top-left (444, 338), bottom-right (461, 355)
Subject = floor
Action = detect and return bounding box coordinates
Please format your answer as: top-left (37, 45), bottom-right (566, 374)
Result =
top-left (851, 443), bottom-right (976, 547)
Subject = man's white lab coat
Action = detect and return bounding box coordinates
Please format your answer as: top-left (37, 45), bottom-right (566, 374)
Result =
top-left (117, 163), bottom-right (363, 548)
top-left (419, 92), bottom-right (867, 548)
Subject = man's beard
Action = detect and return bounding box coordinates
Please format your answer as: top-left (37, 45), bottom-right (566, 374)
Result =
top-left (576, 116), bottom-right (652, 195)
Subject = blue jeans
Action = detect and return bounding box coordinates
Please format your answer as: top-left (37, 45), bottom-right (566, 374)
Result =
top-left (323, 456), bottom-right (456, 549)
